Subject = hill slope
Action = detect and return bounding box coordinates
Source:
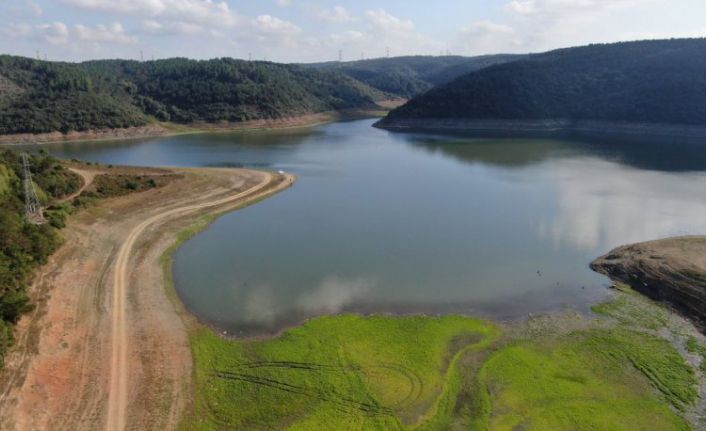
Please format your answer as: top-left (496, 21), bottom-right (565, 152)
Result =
top-left (0, 56), bottom-right (387, 135)
top-left (378, 39), bottom-right (706, 132)
top-left (305, 55), bottom-right (523, 98)
top-left (0, 150), bottom-right (80, 363)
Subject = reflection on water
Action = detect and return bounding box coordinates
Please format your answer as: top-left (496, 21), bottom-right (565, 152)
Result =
top-left (27, 119), bottom-right (706, 335)
top-left (540, 159), bottom-right (706, 251)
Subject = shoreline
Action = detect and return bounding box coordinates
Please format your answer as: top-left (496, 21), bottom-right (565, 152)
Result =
top-left (0, 159), bottom-right (703, 428)
top-left (592, 236), bottom-right (706, 333)
top-left (0, 109), bottom-right (389, 146)
top-left (374, 117), bottom-right (706, 140)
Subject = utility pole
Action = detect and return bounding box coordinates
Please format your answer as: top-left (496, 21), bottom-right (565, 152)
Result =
top-left (338, 49), bottom-right (343, 62)
top-left (140, 50), bottom-right (144, 61)
top-left (386, 46), bottom-right (390, 58)
top-left (21, 153), bottom-right (45, 225)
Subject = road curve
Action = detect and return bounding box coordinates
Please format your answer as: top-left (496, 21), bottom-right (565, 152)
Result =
top-left (105, 171), bottom-right (287, 431)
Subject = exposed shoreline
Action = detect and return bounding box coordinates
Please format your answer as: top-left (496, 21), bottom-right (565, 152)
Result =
top-left (592, 236), bottom-right (706, 333)
top-left (374, 117), bottom-right (706, 139)
top-left (0, 164), bottom-right (295, 430)
top-left (0, 108), bottom-right (391, 146)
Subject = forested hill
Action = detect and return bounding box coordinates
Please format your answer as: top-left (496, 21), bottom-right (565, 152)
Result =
top-left (0, 56), bottom-right (387, 135)
top-left (305, 54), bottom-right (523, 98)
top-left (379, 39), bottom-right (706, 128)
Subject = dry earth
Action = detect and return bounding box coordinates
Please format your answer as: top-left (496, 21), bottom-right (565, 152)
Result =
top-left (592, 236), bottom-right (706, 332)
top-left (0, 165), bottom-right (294, 431)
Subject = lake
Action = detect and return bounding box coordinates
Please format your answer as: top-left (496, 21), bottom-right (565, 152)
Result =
top-left (35, 119), bottom-right (706, 335)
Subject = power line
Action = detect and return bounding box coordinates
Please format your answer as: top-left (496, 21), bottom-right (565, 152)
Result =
top-left (21, 152), bottom-right (45, 225)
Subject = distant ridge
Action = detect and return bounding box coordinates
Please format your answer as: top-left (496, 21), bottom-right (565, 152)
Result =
top-left (0, 56), bottom-right (387, 136)
top-left (304, 54), bottom-right (524, 98)
top-left (377, 39), bottom-right (706, 135)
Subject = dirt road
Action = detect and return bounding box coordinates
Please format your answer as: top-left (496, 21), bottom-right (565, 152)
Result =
top-left (57, 167), bottom-right (95, 203)
top-left (0, 166), bottom-right (294, 431)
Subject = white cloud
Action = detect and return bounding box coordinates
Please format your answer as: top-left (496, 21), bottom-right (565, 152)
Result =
top-left (498, 0), bottom-right (662, 51)
top-left (251, 15), bottom-right (301, 37)
top-left (456, 20), bottom-right (518, 55)
top-left (74, 22), bottom-right (137, 43)
top-left (36, 22), bottom-right (70, 45)
top-left (463, 20), bottom-right (514, 36)
top-left (538, 159), bottom-right (706, 251)
top-left (2, 20), bottom-right (137, 47)
top-left (316, 6), bottom-right (355, 23)
top-left (62, 0), bottom-right (240, 27)
top-left (142, 19), bottom-right (205, 36)
top-left (0, 24), bottom-right (34, 38)
top-left (365, 9), bottom-right (415, 32)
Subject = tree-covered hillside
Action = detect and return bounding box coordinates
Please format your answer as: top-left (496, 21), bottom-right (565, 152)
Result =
top-left (0, 150), bottom-right (80, 363)
top-left (381, 39), bottom-right (706, 127)
top-left (0, 56), bottom-right (388, 135)
top-left (307, 54), bottom-right (523, 98)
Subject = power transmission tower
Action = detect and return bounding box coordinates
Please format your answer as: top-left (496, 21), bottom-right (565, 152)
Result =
top-left (21, 153), bottom-right (45, 225)
top-left (338, 50), bottom-right (343, 62)
top-left (386, 46), bottom-right (390, 58)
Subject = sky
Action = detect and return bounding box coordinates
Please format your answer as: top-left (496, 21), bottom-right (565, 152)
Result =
top-left (1, 0), bottom-right (705, 63)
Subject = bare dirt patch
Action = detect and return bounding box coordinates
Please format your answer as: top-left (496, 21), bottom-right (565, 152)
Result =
top-left (0, 165), bottom-right (294, 431)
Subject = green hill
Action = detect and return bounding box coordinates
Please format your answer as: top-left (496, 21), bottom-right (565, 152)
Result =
top-left (306, 54), bottom-right (523, 98)
top-left (0, 56), bottom-right (388, 135)
top-left (379, 39), bottom-right (706, 130)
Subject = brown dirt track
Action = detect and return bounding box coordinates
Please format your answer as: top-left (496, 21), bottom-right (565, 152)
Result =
top-left (0, 166), bottom-right (294, 431)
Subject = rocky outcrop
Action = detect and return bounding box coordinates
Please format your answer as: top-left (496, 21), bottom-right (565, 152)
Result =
top-left (591, 237), bottom-right (706, 332)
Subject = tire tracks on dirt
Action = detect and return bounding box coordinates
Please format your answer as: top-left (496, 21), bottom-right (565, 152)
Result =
top-left (105, 170), bottom-right (291, 431)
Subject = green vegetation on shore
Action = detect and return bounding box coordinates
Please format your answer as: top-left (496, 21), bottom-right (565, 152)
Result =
top-left (382, 38), bottom-right (706, 127)
top-left (181, 293), bottom-right (700, 430)
top-left (184, 315), bottom-right (499, 430)
top-left (0, 150), bottom-right (80, 364)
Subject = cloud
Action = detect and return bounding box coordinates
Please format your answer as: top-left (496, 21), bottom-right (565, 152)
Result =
top-left (316, 6), bottom-right (355, 23)
top-left (456, 20), bottom-right (518, 55)
top-left (276, 0), bottom-right (291, 6)
top-left (74, 22), bottom-right (137, 43)
top-left (2, 21), bottom-right (137, 47)
top-left (251, 15), bottom-right (301, 37)
top-left (499, 0), bottom-right (662, 51)
top-left (296, 276), bottom-right (375, 314)
top-left (365, 9), bottom-right (415, 32)
top-left (35, 22), bottom-right (70, 45)
top-left (62, 0), bottom-right (240, 27)
top-left (142, 19), bottom-right (205, 36)
top-left (538, 159), bottom-right (706, 251)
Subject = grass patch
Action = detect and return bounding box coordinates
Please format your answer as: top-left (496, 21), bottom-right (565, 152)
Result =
top-left (183, 315), bottom-right (499, 430)
top-left (591, 284), bottom-right (667, 330)
top-left (686, 336), bottom-right (706, 373)
top-left (477, 328), bottom-right (695, 431)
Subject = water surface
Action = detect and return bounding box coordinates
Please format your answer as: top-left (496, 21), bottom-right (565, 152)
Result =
top-left (35, 120), bottom-right (706, 335)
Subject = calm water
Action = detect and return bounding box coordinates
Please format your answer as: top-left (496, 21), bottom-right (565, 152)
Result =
top-left (34, 119), bottom-right (706, 335)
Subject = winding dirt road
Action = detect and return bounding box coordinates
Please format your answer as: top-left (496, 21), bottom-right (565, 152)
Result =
top-left (105, 171), bottom-right (278, 431)
top-left (0, 167), bottom-right (294, 431)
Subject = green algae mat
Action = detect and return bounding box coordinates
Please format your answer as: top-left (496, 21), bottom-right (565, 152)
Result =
top-left (181, 307), bottom-right (700, 430)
